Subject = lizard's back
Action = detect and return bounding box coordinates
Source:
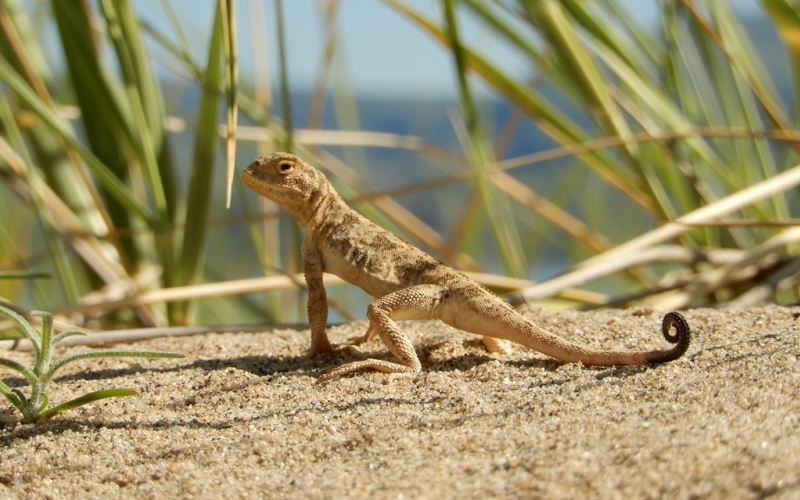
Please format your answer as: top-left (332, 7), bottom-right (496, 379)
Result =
top-left (313, 200), bottom-right (465, 299)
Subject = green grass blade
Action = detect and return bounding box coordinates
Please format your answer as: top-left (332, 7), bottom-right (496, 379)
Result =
top-left (2, 0), bottom-right (124, 282)
top-left (50, 0), bottom-right (136, 207)
top-left (31, 310), bottom-right (54, 376)
top-left (0, 271), bottom-right (50, 280)
top-left (0, 304), bottom-right (40, 354)
top-left (761, 0), bottom-right (800, 119)
top-left (383, 0), bottom-right (653, 210)
top-left (0, 380), bottom-right (25, 412)
top-left (712, 2), bottom-right (789, 219)
top-left (462, 0), bottom-right (547, 66)
top-left (0, 357), bottom-right (38, 385)
top-left (443, 0), bottom-right (526, 276)
top-left (98, 0), bottom-right (171, 221)
top-left (536, 1), bottom-right (637, 153)
top-left (36, 392), bottom-right (49, 414)
top-left (0, 54), bottom-right (159, 227)
top-left (37, 388), bottom-right (136, 421)
top-left (171, 4), bottom-right (226, 323)
top-left (51, 329), bottom-right (88, 345)
top-left (0, 98), bottom-right (81, 302)
top-left (562, 0), bottom-right (649, 70)
top-left (592, 44), bottom-right (729, 182)
top-left (681, 1), bottom-right (791, 131)
top-left (0, 0), bottom-right (52, 80)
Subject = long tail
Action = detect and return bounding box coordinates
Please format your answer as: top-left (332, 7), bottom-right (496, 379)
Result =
top-left (576, 311), bottom-right (691, 366)
top-left (451, 298), bottom-right (692, 367)
top-left (643, 311), bottom-right (692, 364)
top-left (504, 311), bottom-right (692, 367)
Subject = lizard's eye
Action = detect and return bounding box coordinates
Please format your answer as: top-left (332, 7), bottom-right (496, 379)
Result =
top-left (277, 161), bottom-right (294, 174)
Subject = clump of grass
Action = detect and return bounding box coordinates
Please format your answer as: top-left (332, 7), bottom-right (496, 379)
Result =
top-left (0, 305), bottom-right (183, 424)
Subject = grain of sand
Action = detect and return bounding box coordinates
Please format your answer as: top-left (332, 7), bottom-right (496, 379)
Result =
top-left (1, 305), bottom-right (798, 499)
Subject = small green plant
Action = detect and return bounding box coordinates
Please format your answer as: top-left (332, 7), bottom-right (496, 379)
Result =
top-left (0, 305), bottom-right (183, 424)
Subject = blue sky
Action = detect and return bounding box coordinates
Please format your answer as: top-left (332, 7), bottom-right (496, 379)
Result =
top-left (140, 1), bottom-right (764, 98)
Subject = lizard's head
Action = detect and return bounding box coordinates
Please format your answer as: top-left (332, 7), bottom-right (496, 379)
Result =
top-left (242, 153), bottom-right (332, 224)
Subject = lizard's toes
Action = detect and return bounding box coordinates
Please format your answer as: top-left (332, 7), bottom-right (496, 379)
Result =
top-left (348, 324), bottom-right (376, 346)
top-left (309, 341), bottom-right (335, 356)
top-left (337, 344), bottom-right (370, 359)
top-left (347, 333), bottom-right (370, 345)
top-left (311, 343), bottom-right (369, 360)
top-left (482, 336), bottom-right (514, 356)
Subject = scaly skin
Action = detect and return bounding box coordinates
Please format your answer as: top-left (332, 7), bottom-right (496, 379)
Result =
top-left (242, 153), bottom-right (691, 382)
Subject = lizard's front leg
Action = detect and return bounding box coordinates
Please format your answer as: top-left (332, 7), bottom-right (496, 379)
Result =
top-left (303, 238), bottom-right (333, 355)
top-left (318, 285), bottom-right (448, 382)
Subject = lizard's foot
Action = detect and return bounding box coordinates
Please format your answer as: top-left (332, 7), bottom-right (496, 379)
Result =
top-left (482, 336), bottom-right (514, 355)
top-left (347, 333), bottom-right (370, 345)
top-left (309, 338), bottom-right (335, 356)
top-left (310, 342), bottom-right (371, 360)
top-left (317, 359), bottom-right (420, 383)
top-left (347, 324), bottom-right (377, 346)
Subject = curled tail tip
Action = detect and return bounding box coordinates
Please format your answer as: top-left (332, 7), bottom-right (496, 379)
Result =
top-left (651, 311), bottom-right (691, 363)
top-left (661, 311), bottom-right (690, 343)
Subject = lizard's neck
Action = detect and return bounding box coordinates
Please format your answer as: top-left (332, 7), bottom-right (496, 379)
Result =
top-left (298, 182), bottom-right (347, 231)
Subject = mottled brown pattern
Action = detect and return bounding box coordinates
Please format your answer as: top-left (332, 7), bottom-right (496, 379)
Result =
top-left (242, 153), bottom-right (691, 381)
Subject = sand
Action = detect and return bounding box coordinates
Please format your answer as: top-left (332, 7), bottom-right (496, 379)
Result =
top-left (0, 305), bottom-right (798, 499)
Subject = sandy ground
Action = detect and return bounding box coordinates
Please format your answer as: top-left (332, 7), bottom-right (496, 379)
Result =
top-left (0, 305), bottom-right (798, 499)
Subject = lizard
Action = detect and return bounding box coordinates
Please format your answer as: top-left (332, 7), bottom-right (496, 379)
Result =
top-left (242, 152), bottom-right (691, 382)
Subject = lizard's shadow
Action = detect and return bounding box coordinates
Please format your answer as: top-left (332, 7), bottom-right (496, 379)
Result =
top-left (419, 338), bottom-right (657, 381)
top-left (3, 327), bottom-right (668, 389)
top-left (0, 353), bottom-right (320, 388)
top-left (4, 337), bottom-right (661, 387)
top-left (0, 347), bottom-right (500, 389)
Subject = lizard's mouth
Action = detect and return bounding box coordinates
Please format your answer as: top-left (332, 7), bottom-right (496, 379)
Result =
top-left (241, 165), bottom-right (266, 190)
top-left (242, 164), bottom-right (284, 205)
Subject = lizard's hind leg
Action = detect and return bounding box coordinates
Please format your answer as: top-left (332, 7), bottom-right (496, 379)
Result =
top-left (318, 285), bottom-right (447, 382)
